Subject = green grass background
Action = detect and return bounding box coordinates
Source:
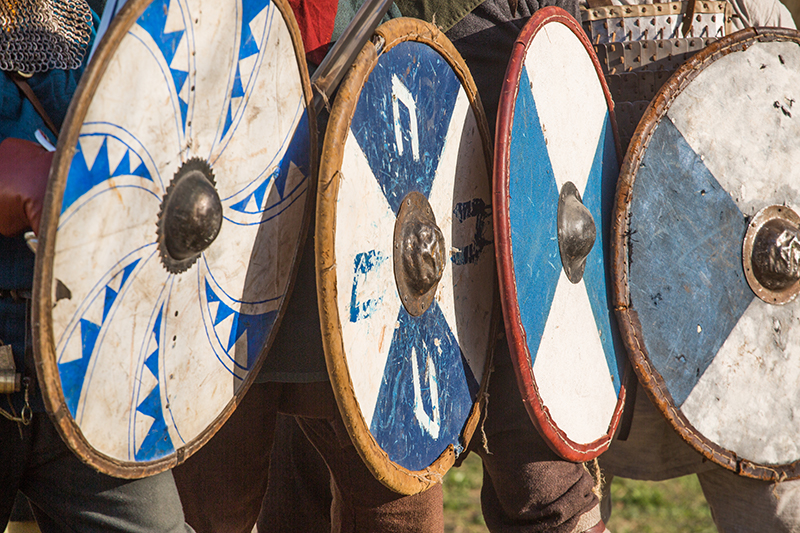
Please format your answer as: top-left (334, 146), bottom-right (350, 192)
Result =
top-left (443, 454), bottom-right (716, 533)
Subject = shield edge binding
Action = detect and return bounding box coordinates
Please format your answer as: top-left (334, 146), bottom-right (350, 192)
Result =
top-left (315, 17), bottom-right (497, 496)
top-left (32, 0), bottom-right (318, 479)
top-left (493, 6), bottom-right (628, 462)
top-left (611, 27), bottom-right (800, 481)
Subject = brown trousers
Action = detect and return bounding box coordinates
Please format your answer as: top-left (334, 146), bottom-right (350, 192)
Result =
top-left (172, 382), bottom-right (444, 533)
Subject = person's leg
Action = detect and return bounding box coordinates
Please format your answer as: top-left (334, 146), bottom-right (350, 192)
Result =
top-left (20, 413), bottom-right (192, 533)
top-left (296, 413), bottom-right (444, 533)
top-left (173, 382), bottom-right (281, 533)
top-left (697, 467), bottom-right (800, 533)
top-left (255, 414), bottom-right (333, 533)
top-left (474, 341), bottom-right (602, 533)
top-left (7, 493), bottom-right (40, 533)
top-left (0, 415), bottom-right (29, 529)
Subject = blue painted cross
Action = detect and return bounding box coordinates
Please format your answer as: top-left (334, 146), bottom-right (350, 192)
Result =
top-left (344, 41), bottom-right (485, 471)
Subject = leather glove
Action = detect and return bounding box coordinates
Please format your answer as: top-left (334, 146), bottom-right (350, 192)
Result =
top-left (0, 137), bottom-right (53, 237)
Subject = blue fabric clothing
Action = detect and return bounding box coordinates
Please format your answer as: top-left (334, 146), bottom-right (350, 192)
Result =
top-left (0, 12), bottom-right (98, 411)
top-left (1, 9), bottom-right (193, 533)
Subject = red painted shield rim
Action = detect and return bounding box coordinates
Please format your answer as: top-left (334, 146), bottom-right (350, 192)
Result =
top-left (493, 6), bottom-right (626, 462)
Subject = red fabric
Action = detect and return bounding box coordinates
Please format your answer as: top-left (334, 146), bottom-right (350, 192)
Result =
top-left (288, 0), bottom-right (340, 65)
top-left (0, 138), bottom-right (52, 237)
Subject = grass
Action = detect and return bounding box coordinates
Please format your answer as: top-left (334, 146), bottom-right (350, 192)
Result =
top-left (443, 454), bottom-right (487, 532)
top-left (443, 455), bottom-right (715, 533)
top-left (607, 476), bottom-right (715, 533)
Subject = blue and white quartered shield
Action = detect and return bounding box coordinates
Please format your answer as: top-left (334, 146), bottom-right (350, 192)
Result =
top-left (494, 7), bottom-right (628, 462)
top-left (613, 28), bottom-right (800, 480)
top-left (316, 18), bottom-right (496, 495)
top-left (33, 0), bottom-right (314, 478)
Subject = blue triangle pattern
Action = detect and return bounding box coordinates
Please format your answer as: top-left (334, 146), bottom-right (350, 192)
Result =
top-left (214, 301), bottom-right (235, 326)
top-left (102, 287), bottom-right (118, 322)
top-left (508, 67), bottom-right (561, 367)
top-left (62, 137), bottom-right (110, 214)
top-left (121, 259), bottom-right (140, 289)
top-left (240, 0), bottom-right (267, 59)
top-left (171, 69), bottom-right (189, 97)
top-left (111, 150), bottom-right (131, 177)
top-left (137, 0), bottom-right (185, 73)
top-left (144, 308), bottom-right (163, 378)
top-left (59, 319), bottom-right (101, 416)
top-left (629, 118), bottom-right (752, 407)
top-left (144, 349), bottom-right (159, 378)
top-left (137, 0), bottom-right (188, 132)
top-left (134, 412), bottom-right (175, 461)
top-left (229, 309), bottom-right (277, 369)
top-left (171, 68), bottom-right (190, 126)
top-left (221, 0), bottom-right (268, 139)
top-left (580, 114), bottom-right (625, 395)
top-left (100, 258), bottom-right (142, 322)
top-left (232, 66), bottom-right (245, 98)
top-left (370, 302), bottom-right (476, 471)
top-left (229, 174), bottom-right (271, 214)
top-left (351, 41), bottom-right (461, 214)
top-left (274, 111), bottom-right (310, 199)
top-left (136, 382), bottom-right (162, 420)
top-left (130, 160), bottom-right (152, 181)
top-left (205, 280), bottom-right (219, 303)
top-left (221, 105), bottom-right (234, 140)
top-left (134, 384), bottom-right (175, 461)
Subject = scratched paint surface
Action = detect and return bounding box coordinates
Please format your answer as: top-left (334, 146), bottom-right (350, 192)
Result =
top-left (508, 21), bottom-right (623, 445)
top-left (51, 0), bottom-right (310, 463)
top-left (335, 41), bottom-right (493, 471)
top-left (629, 40), bottom-right (800, 464)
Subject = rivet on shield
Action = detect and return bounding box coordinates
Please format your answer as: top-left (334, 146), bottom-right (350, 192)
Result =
top-left (393, 191), bottom-right (446, 317)
top-left (158, 158), bottom-right (223, 274)
top-left (742, 204), bottom-right (800, 305)
top-left (557, 182), bottom-right (596, 284)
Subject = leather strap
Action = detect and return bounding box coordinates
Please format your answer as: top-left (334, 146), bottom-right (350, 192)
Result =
top-left (0, 289), bottom-right (33, 301)
top-left (5, 71), bottom-right (59, 138)
top-left (681, 0), bottom-right (698, 37)
top-left (585, 0), bottom-right (614, 8)
top-left (616, 361), bottom-right (637, 441)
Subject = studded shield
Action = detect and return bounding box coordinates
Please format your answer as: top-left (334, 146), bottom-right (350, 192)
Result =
top-left (316, 18), bottom-right (496, 495)
top-left (494, 7), bottom-right (628, 462)
top-left (33, 0), bottom-right (315, 478)
top-left (613, 28), bottom-right (800, 480)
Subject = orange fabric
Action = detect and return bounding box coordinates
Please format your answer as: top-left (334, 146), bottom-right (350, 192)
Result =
top-left (0, 138), bottom-right (52, 237)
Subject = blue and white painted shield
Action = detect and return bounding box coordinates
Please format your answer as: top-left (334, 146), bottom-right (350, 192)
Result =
top-left (316, 20), bottom-right (494, 494)
top-left (616, 29), bottom-right (800, 480)
top-left (494, 8), bottom-right (627, 461)
top-left (35, 0), bottom-right (313, 476)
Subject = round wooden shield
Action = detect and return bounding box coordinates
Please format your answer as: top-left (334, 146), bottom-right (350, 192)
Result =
top-left (494, 7), bottom-right (628, 462)
top-left (316, 18), bottom-right (496, 495)
top-left (33, 0), bottom-right (315, 478)
top-left (494, 7), bottom-right (625, 461)
top-left (613, 28), bottom-right (800, 480)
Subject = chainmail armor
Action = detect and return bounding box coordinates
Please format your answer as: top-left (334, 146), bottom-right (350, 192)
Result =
top-left (0, 0), bottom-right (92, 73)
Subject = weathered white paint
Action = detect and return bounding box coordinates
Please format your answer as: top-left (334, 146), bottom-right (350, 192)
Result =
top-left (526, 22), bottom-right (607, 195)
top-left (671, 40), bottom-right (800, 464)
top-left (533, 272), bottom-right (620, 443)
top-left (524, 21), bottom-right (618, 444)
top-left (50, 0), bottom-right (307, 462)
top-left (335, 84), bottom-right (492, 428)
top-left (427, 88), bottom-right (492, 386)
top-left (335, 133), bottom-right (400, 426)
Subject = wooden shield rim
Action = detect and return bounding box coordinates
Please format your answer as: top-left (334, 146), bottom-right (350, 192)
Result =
top-left (316, 17), bottom-right (496, 495)
top-left (493, 6), bottom-right (627, 462)
top-left (32, 0), bottom-right (317, 479)
top-left (611, 27), bottom-right (800, 481)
